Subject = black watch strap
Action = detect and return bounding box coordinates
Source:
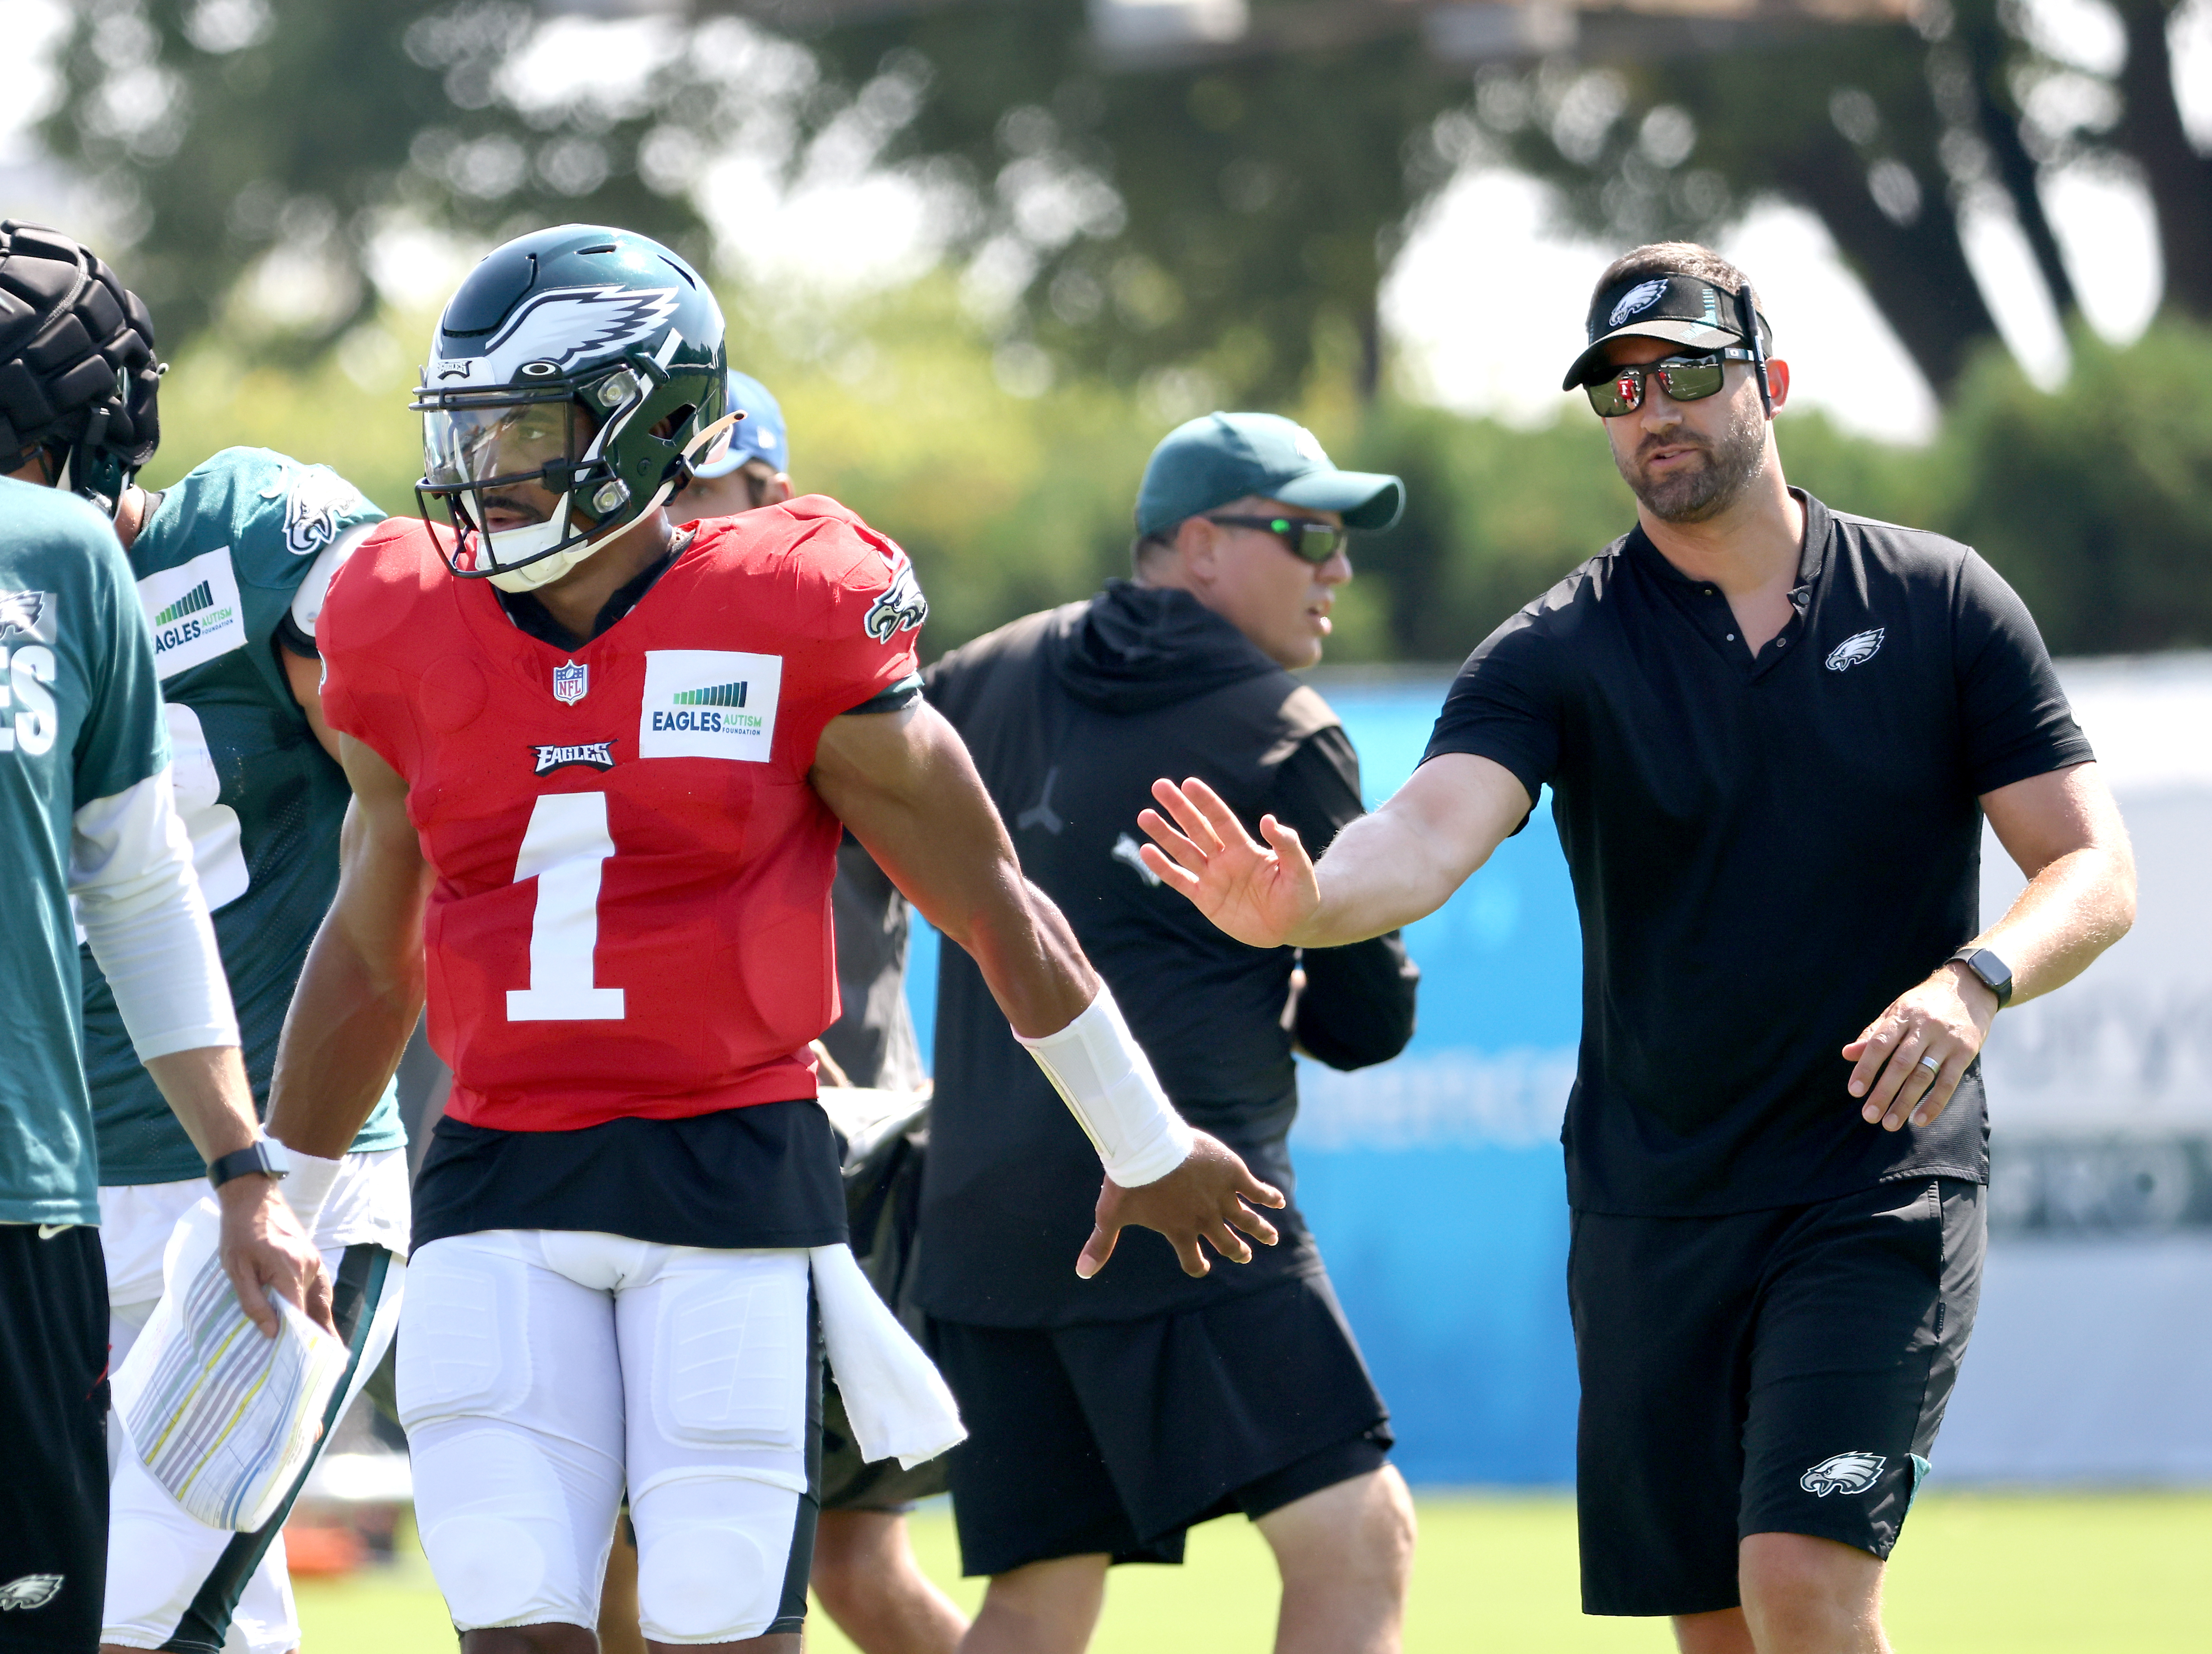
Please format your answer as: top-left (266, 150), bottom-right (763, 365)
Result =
top-left (207, 1140), bottom-right (290, 1190)
top-left (1949, 946), bottom-right (2014, 1009)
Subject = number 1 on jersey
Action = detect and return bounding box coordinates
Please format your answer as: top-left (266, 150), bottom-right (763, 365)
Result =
top-left (508, 791), bottom-right (626, 1021)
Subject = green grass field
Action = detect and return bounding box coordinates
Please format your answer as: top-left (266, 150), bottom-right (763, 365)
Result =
top-left (296, 1491), bottom-right (2212, 1651)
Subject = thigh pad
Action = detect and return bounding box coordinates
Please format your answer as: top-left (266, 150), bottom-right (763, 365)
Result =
top-left (397, 1234), bottom-right (533, 1428)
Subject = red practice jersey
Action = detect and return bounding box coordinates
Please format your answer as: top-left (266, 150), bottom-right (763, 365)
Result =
top-left (318, 500), bottom-right (926, 1132)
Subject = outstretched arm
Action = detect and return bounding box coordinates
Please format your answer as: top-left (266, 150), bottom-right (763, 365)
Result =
top-left (1138, 752), bottom-right (1534, 949)
top-left (812, 700), bottom-right (1286, 1279)
top-left (265, 737), bottom-right (435, 1159)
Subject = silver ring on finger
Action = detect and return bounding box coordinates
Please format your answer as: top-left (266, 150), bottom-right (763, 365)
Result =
top-left (1916, 1053), bottom-right (1942, 1077)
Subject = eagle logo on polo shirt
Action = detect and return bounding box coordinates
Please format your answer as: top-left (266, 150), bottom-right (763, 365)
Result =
top-left (1799, 1452), bottom-right (1886, 1497)
top-left (1825, 628), bottom-right (1885, 672)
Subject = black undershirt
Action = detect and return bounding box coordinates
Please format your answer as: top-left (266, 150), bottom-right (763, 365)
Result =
top-left (411, 1101), bottom-right (847, 1252)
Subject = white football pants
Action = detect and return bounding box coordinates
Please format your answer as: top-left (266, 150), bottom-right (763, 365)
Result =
top-left (397, 1231), bottom-right (815, 1645)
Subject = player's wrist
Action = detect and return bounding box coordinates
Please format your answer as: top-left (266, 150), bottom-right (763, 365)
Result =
top-left (271, 1139), bottom-right (344, 1235)
top-left (1016, 984), bottom-right (1195, 1187)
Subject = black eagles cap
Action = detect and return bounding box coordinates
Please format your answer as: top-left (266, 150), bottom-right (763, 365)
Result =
top-left (1561, 270), bottom-right (1774, 391)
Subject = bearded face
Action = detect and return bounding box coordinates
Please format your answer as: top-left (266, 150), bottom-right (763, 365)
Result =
top-left (1610, 370), bottom-right (1772, 525)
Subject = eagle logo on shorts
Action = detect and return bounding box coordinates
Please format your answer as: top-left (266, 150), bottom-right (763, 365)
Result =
top-left (1800, 1452), bottom-right (1887, 1497)
top-left (1825, 628), bottom-right (1885, 672)
top-left (0, 1573), bottom-right (63, 1611)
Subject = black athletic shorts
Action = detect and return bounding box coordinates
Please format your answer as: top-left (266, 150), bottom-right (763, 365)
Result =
top-left (930, 1272), bottom-right (1392, 1577)
top-left (821, 1378), bottom-right (948, 1513)
top-left (0, 1223), bottom-right (110, 1651)
top-left (1571, 1176), bottom-right (1985, 1618)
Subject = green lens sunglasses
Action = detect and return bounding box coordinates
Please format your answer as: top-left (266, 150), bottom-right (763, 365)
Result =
top-left (1585, 348), bottom-right (1758, 418)
top-left (1205, 514), bottom-right (1348, 563)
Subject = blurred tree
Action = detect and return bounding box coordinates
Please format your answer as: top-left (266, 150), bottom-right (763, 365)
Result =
top-left (34, 0), bottom-right (735, 354)
top-left (144, 270), bottom-right (2212, 662)
top-left (1469, 22), bottom-right (2007, 395)
top-left (43, 0), bottom-right (2204, 409)
top-left (1468, 0), bottom-right (2211, 393)
top-left (778, 0), bottom-right (1465, 404)
top-left (1928, 316), bottom-right (2212, 653)
top-left (2110, 0), bottom-right (2212, 315)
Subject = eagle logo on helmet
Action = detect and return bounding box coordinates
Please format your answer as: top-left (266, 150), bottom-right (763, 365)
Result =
top-left (0, 1574), bottom-right (63, 1611)
top-left (1799, 1452), bottom-right (1887, 1497)
top-left (1825, 628), bottom-right (1886, 672)
top-left (0, 590), bottom-right (48, 638)
top-left (1607, 278), bottom-right (1670, 331)
top-left (431, 285), bottom-right (682, 388)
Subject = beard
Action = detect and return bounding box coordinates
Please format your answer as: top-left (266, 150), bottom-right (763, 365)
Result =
top-left (1614, 394), bottom-right (1769, 524)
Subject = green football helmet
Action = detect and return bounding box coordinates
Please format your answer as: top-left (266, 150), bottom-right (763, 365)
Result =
top-left (412, 224), bottom-right (733, 592)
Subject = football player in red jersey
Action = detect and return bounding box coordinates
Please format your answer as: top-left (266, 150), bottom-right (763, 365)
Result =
top-left (263, 224), bottom-right (1283, 1654)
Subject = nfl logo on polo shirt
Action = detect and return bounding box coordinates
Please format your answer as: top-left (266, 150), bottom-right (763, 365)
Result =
top-left (553, 660), bottom-right (589, 704)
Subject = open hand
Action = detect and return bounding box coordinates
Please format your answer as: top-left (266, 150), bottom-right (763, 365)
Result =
top-left (1138, 776), bottom-right (1320, 949)
top-left (217, 1178), bottom-right (335, 1339)
top-left (1078, 1131), bottom-right (1286, 1279)
top-left (1841, 962), bottom-right (1999, 1133)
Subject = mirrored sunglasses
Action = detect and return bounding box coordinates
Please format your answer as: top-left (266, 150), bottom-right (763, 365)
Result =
top-left (1584, 348), bottom-right (1757, 418)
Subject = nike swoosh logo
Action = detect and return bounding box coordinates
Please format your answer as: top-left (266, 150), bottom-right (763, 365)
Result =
top-left (37, 1224), bottom-right (71, 1240)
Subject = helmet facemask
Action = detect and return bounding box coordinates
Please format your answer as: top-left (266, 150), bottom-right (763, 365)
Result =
top-left (414, 355), bottom-right (734, 594)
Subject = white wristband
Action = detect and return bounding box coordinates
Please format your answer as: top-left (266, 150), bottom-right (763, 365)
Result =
top-left (1015, 985), bottom-right (1195, 1187)
top-left (273, 1142), bottom-right (344, 1236)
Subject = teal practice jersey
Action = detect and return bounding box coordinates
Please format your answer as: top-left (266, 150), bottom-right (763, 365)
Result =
top-left (82, 449), bottom-right (405, 1184)
top-left (1, 477), bottom-right (171, 1225)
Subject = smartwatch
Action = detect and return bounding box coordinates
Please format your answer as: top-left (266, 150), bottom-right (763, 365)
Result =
top-left (1948, 946), bottom-right (2014, 1009)
top-left (208, 1137), bottom-right (293, 1191)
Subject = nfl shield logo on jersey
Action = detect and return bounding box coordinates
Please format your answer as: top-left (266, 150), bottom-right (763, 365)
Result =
top-left (553, 660), bottom-right (589, 704)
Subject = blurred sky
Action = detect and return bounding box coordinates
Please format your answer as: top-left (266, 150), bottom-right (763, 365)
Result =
top-left (4, 0), bottom-right (2205, 445)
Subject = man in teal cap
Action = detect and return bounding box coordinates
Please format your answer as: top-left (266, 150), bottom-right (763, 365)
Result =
top-left (917, 412), bottom-right (1421, 1654)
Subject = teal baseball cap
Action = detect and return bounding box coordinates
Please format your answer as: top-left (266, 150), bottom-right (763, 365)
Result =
top-left (1136, 412), bottom-right (1404, 537)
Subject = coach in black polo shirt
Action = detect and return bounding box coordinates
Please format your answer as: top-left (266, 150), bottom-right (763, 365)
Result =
top-left (1140, 244), bottom-right (2136, 1654)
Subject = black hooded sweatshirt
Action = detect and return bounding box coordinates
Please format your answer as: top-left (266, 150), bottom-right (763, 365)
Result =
top-left (918, 581), bottom-right (1418, 1326)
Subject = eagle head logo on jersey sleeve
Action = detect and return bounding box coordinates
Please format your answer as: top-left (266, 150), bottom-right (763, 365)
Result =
top-left (863, 551), bottom-right (929, 643)
top-left (1799, 1452), bottom-right (1886, 1497)
top-left (264, 463), bottom-right (373, 556)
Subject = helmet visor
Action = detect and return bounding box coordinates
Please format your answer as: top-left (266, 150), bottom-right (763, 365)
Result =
top-left (423, 399), bottom-right (582, 493)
